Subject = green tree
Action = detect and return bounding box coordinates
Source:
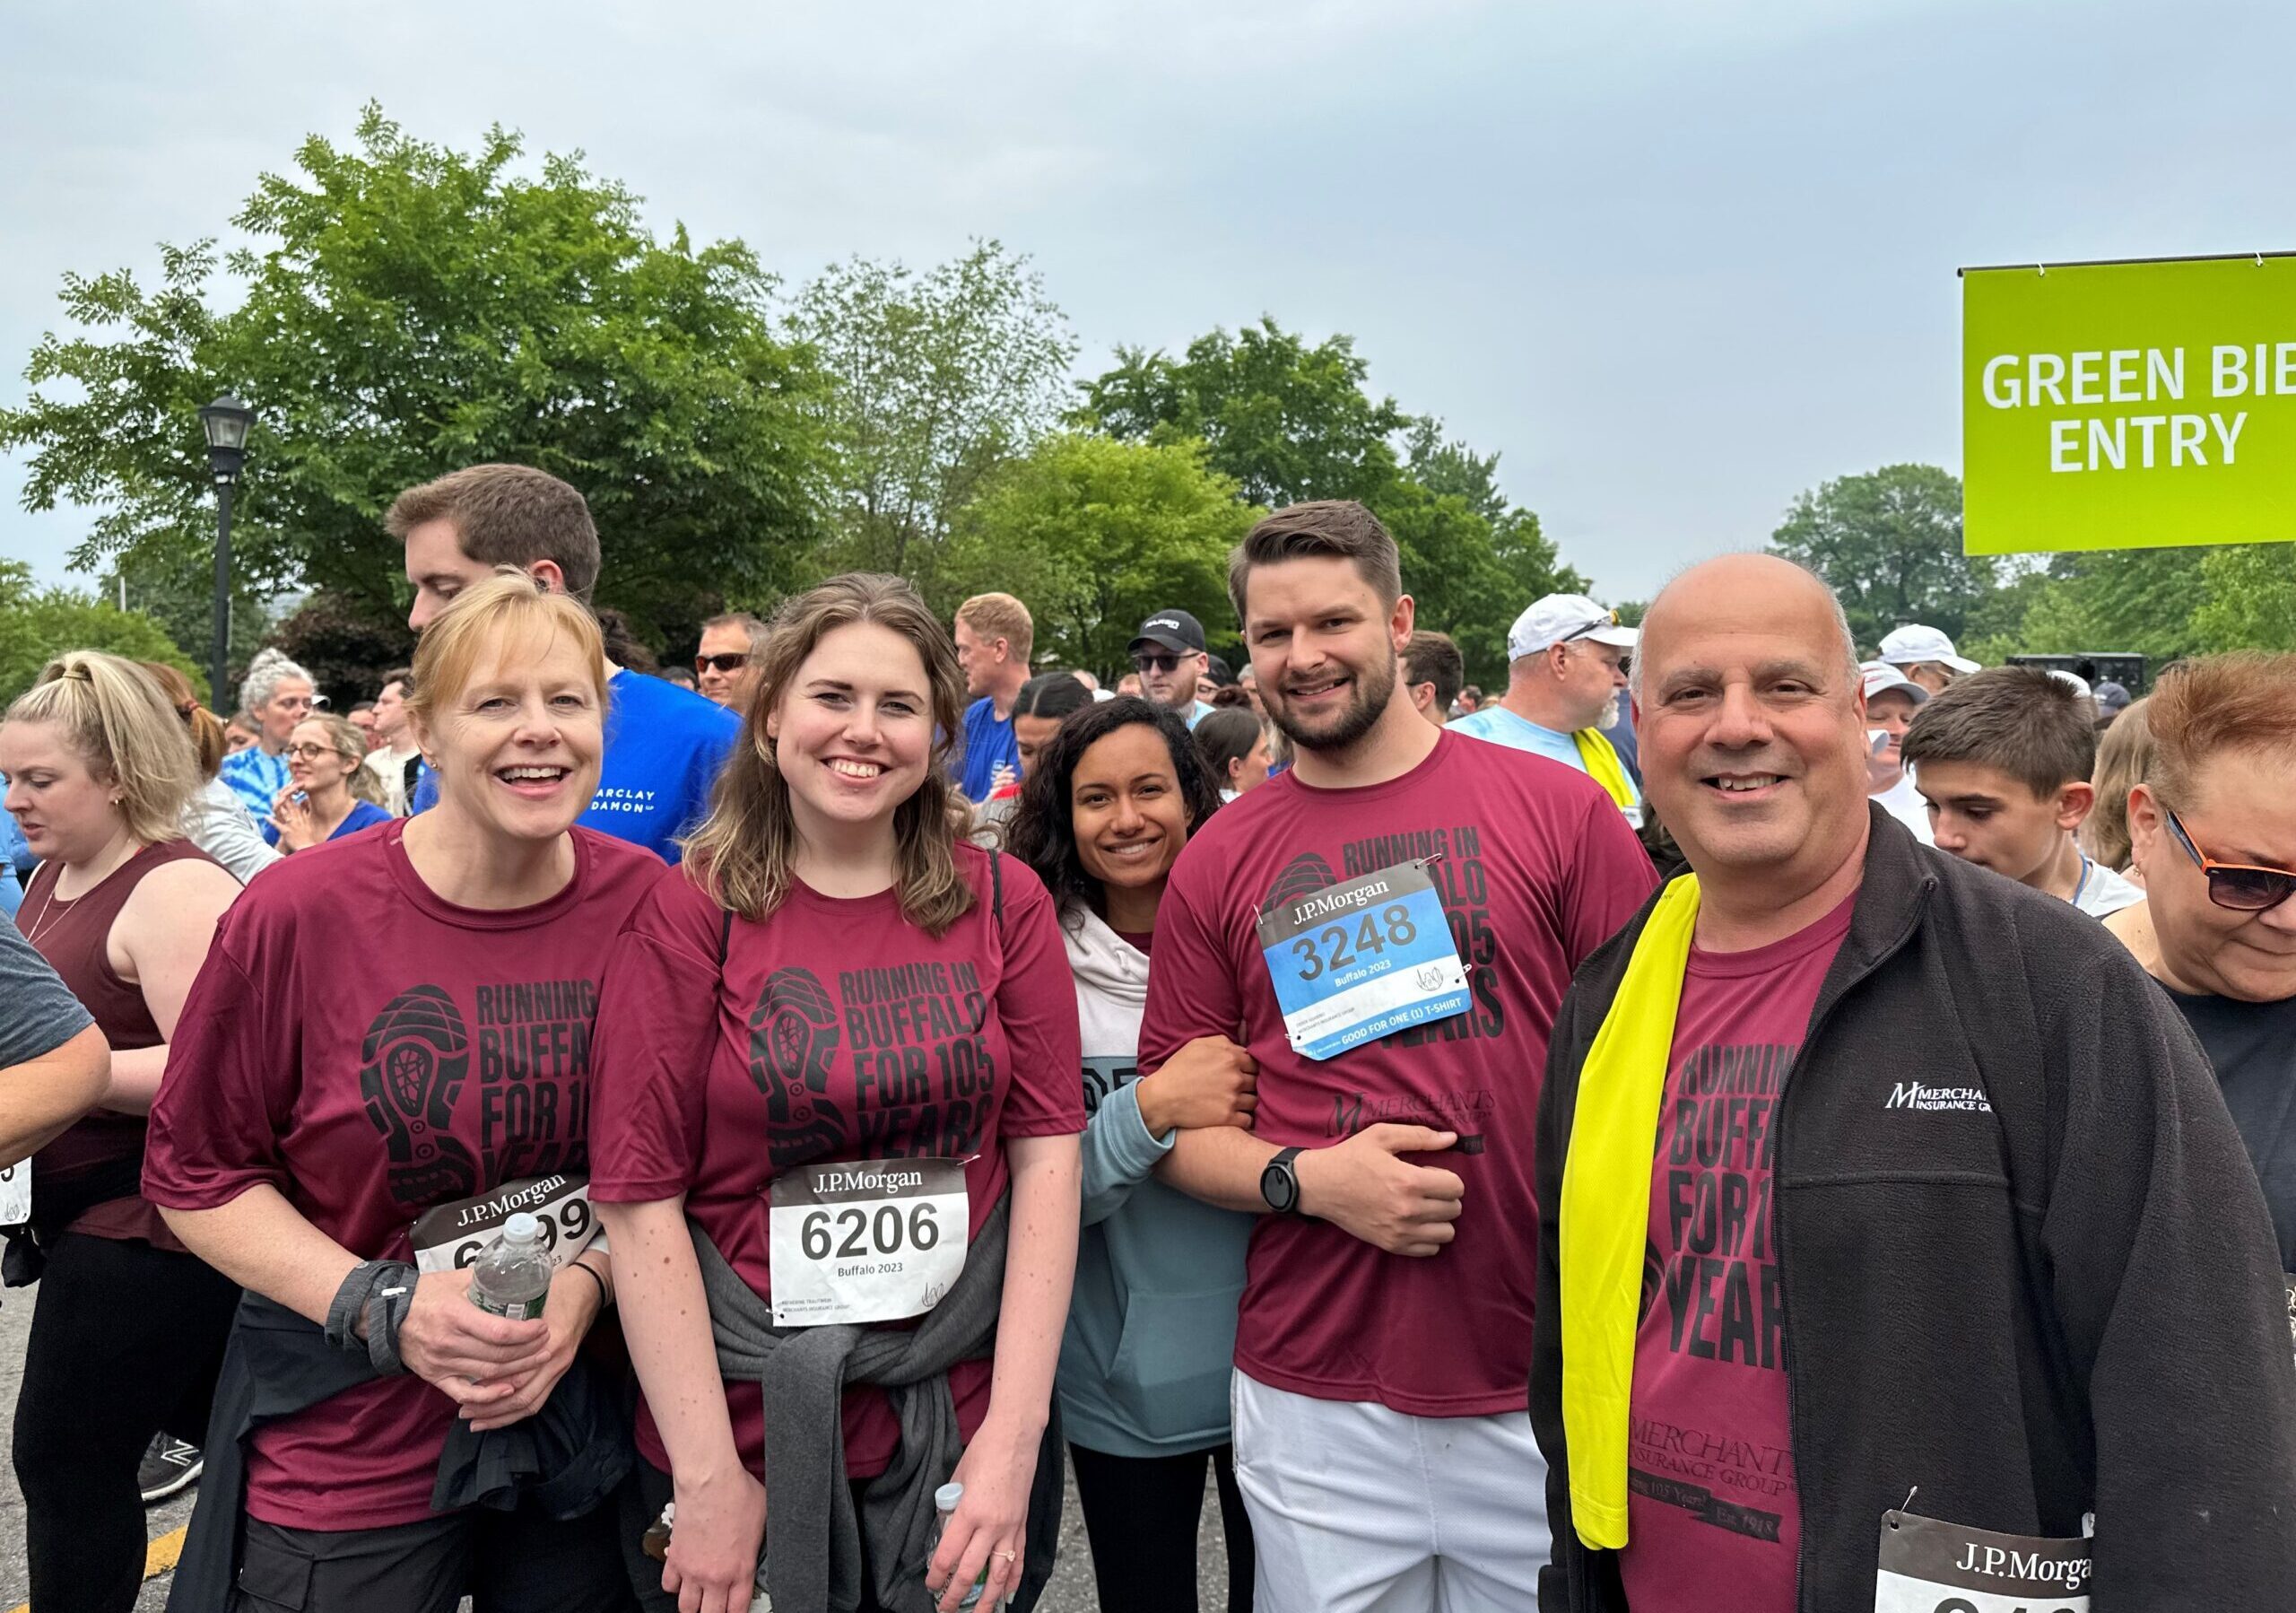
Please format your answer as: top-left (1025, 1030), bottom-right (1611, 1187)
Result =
top-left (1, 104), bottom-right (831, 651)
top-left (1768, 464), bottom-right (1996, 652)
top-left (937, 434), bottom-right (1259, 676)
top-left (268, 590), bottom-right (418, 707)
top-left (0, 561), bottom-right (203, 707)
top-left (792, 241), bottom-right (1076, 589)
top-left (101, 553), bottom-right (279, 696)
top-left (1079, 318), bottom-right (1411, 508)
top-left (2194, 544), bottom-right (2296, 652)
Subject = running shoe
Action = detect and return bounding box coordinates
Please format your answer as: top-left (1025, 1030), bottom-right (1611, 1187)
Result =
top-left (138, 1434), bottom-right (202, 1504)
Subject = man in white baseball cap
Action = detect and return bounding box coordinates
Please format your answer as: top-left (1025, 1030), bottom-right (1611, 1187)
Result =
top-left (1449, 593), bottom-right (1644, 826)
top-left (1861, 659), bottom-right (1934, 843)
top-left (1877, 623), bottom-right (1980, 693)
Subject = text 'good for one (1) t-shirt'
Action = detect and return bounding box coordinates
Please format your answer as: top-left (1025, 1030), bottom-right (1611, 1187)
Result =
top-left (142, 821), bottom-right (672, 1531)
top-left (1138, 731), bottom-right (1657, 1417)
top-left (1617, 894), bottom-right (1853, 1613)
top-left (588, 844), bottom-right (1084, 1480)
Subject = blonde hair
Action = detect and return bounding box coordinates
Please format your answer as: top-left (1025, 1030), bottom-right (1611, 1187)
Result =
top-left (2081, 695), bottom-right (2153, 871)
top-left (296, 712), bottom-right (387, 807)
top-left (684, 573), bottom-right (973, 934)
top-left (140, 661), bottom-right (229, 782)
top-left (954, 592), bottom-right (1034, 666)
top-left (407, 569), bottom-right (610, 737)
top-left (4, 652), bottom-right (198, 845)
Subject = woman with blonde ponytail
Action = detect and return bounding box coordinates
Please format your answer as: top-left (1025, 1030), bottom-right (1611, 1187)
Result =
top-left (0, 650), bottom-right (243, 1613)
top-left (142, 660), bottom-right (281, 885)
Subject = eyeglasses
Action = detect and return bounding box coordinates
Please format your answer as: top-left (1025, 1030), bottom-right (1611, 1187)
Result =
top-left (283, 743), bottom-right (341, 763)
top-left (2165, 807), bottom-right (2296, 911)
top-left (1132, 651), bottom-right (1187, 675)
top-left (694, 653), bottom-right (750, 675)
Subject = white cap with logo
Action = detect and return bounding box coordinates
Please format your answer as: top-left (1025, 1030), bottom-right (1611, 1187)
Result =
top-left (1877, 623), bottom-right (1979, 675)
top-left (1859, 660), bottom-right (1929, 706)
top-left (1508, 594), bottom-right (1639, 661)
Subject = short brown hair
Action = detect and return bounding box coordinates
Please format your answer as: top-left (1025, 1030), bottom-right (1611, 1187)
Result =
top-left (1228, 500), bottom-right (1401, 623)
top-left (407, 570), bottom-right (610, 736)
top-left (1401, 630), bottom-right (1465, 714)
top-left (1900, 666), bottom-right (2096, 799)
top-left (954, 593), bottom-right (1034, 665)
top-left (2146, 653), bottom-right (2296, 815)
top-left (386, 465), bottom-right (601, 602)
top-left (378, 667), bottom-right (414, 696)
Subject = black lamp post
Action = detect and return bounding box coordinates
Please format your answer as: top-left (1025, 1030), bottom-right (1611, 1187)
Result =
top-left (197, 394), bottom-right (253, 711)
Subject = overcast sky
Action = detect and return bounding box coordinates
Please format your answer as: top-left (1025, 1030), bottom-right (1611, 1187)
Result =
top-left (4, 0), bottom-right (2289, 608)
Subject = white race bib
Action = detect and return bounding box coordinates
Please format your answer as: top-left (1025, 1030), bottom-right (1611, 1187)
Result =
top-left (1876, 1508), bottom-right (2091, 1613)
top-left (768, 1158), bottom-right (968, 1327)
top-left (0, 1160), bottom-right (28, 1229)
top-left (410, 1173), bottom-right (602, 1276)
top-left (1255, 859), bottom-right (1473, 1061)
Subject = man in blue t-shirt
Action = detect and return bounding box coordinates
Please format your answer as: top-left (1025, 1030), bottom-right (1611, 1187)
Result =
top-left (1448, 591), bottom-right (1644, 827)
top-left (952, 592), bottom-right (1033, 802)
top-left (392, 464), bottom-right (738, 863)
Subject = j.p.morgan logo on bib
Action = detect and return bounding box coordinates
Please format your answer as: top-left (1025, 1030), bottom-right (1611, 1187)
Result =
top-left (1885, 1081), bottom-right (1993, 1113)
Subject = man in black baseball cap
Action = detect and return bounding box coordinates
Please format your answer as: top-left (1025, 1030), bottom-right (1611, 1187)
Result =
top-left (1128, 608), bottom-right (1215, 728)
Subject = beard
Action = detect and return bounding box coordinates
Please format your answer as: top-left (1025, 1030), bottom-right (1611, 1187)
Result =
top-left (1597, 690), bottom-right (1622, 731)
top-left (1265, 651), bottom-right (1397, 756)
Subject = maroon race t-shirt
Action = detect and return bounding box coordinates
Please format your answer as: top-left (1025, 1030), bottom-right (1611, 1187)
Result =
top-left (588, 843), bottom-right (1084, 1480)
top-left (1617, 894), bottom-right (1853, 1611)
top-left (144, 822), bottom-right (671, 1530)
top-left (1139, 730), bottom-right (1656, 1416)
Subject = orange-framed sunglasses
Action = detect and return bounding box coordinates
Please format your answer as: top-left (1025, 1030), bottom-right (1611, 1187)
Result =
top-left (2165, 808), bottom-right (2296, 911)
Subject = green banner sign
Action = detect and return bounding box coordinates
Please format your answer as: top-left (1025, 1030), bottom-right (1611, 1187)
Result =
top-left (1962, 254), bottom-right (2295, 554)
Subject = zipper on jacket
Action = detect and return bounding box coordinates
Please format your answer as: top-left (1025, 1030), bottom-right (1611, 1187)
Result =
top-left (1772, 887), bottom-right (1928, 1613)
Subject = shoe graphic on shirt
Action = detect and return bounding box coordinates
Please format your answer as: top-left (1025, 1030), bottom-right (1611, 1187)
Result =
top-left (749, 966), bottom-right (847, 1168)
top-left (1265, 852), bottom-right (1339, 912)
top-left (358, 985), bottom-right (479, 1208)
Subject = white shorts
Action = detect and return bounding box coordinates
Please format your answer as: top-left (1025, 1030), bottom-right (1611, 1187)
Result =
top-left (1231, 1369), bottom-right (1551, 1613)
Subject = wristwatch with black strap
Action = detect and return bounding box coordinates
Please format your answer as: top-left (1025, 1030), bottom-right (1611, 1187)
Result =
top-left (1260, 1146), bottom-right (1306, 1215)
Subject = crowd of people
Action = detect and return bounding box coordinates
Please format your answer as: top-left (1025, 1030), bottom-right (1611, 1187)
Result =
top-left (1, 460), bottom-right (2291, 1613)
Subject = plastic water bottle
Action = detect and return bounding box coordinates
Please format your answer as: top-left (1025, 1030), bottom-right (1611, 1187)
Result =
top-left (933, 1482), bottom-right (989, 1609)
top-left (466, 1212), bottom-right (552, 1320)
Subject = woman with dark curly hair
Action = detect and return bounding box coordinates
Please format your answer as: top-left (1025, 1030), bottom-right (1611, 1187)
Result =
top-left (1004, 696), bottom-right (1258, 1613)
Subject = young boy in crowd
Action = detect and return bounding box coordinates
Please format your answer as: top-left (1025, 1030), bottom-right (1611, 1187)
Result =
top-left (1901, 664), bottom-right (2144, 917)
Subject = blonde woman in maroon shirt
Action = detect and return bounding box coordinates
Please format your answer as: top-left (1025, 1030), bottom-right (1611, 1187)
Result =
top-left (1, 650), bottom-right (241, 1613)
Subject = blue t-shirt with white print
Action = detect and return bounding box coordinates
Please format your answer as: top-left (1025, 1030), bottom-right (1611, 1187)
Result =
top-left (410, 668), bottom-right (737, 863)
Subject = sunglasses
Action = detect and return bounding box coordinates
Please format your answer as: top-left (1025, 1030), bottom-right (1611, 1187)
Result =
top-left (1132, 651), bottom-right (1189, 675)
top-left (694, 653), bottom-right (750, 675)
top-left (2165, 807), bottom-right (2296, 911)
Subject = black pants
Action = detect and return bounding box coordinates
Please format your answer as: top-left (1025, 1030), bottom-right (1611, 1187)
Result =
top-left (1068, 1440), bottom-right (1255, 1613)
top-left (620, 1458), bottom-right (885, 1613)
top-left (231, 1503), bottom-right (637, 1613)
top-left (15, 1232), bottom-right (239, 1613)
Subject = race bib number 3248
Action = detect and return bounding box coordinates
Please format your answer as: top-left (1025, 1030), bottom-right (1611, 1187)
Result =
top-left (768, 1158), bottom-right (969, 1327)
top-left (1256, 859), bottom-right (1471, 1061)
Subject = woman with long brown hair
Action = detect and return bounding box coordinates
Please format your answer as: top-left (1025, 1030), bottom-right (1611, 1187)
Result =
top-left (0, 650), bottom-right (243, 1613)
top-left (594, 572), bottom-right (1083, 1613)
top-left (142, 659), bottom-right (282, 885)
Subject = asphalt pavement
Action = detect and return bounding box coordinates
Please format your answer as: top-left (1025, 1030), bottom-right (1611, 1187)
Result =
top-left (0, 1277), bottom-right (1233, 1611)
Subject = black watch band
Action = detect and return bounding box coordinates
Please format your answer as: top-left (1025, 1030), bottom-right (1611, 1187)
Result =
top-left (1261, 1146), bottom-right (1306, 1216)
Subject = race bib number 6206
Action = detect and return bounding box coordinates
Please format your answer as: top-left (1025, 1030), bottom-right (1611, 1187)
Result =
top-left (768, 1158), bottom-right (969, 1327)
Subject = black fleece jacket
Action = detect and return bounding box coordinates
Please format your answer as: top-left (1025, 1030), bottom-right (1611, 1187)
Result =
top-left (1530, 805), bottom-right (2296, 1612)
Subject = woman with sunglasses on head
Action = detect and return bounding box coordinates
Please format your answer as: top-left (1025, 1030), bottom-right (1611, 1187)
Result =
top-left (592, 572), bottom-right (1083, 1613)
top-left (2106, 653), bottom-right (2296, 1282)
top-left (0, 650), bottom-right (243, 1613)
top-left (271, 712), bottom-right (395, 852)
top-left (1004, 696), bottom-right (1258, 1613)
top-left (144, 575), bottom-right (670, 1613)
